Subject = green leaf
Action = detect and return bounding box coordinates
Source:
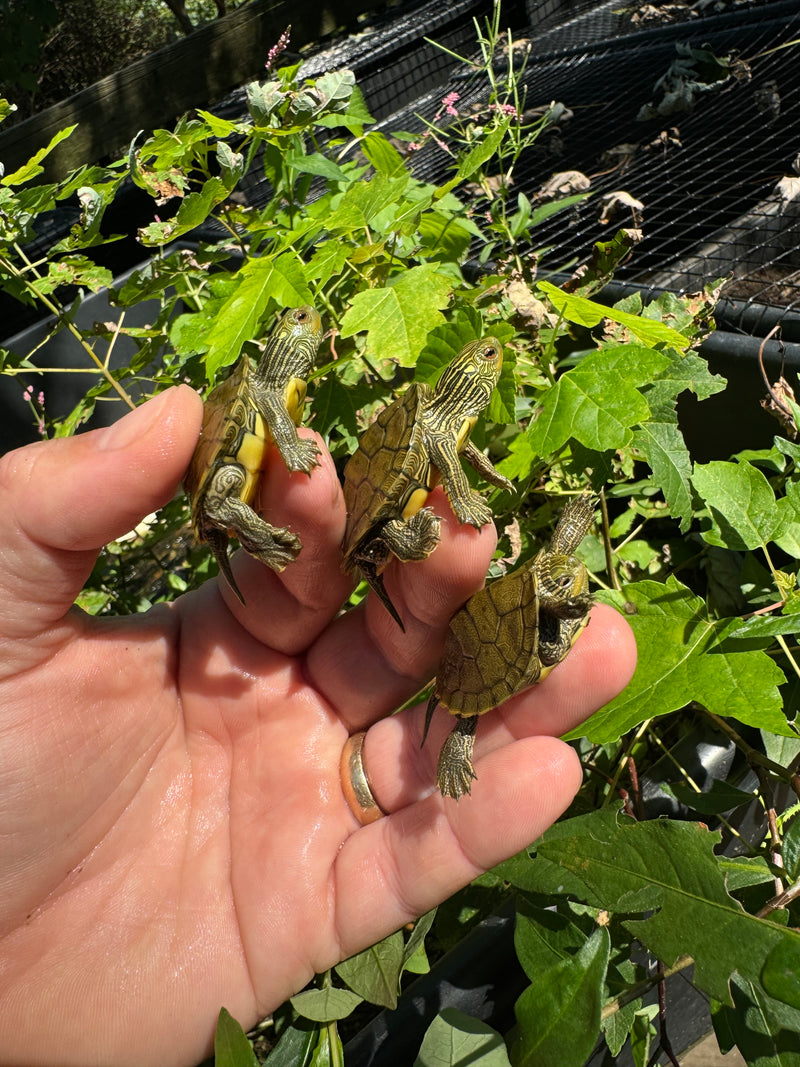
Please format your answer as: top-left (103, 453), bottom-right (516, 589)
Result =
top-left (514, 903), bottom-right (587, 982)
top-left (666, 778), bottom-right (756, 815)
top-left (511, 926), bottom-right (610, 1067)
top-left (340, 264), bottom-right (452, 367)
top-left (327, 172), bottom-right (409, 232)
top-left (418, 211), bottom-right (473, 262)
top-left (577, 577), bottom-right (790, 742)
top-left (713, 973), bottom-right (800, 1065)
top-left (633, 419), bottom-right (694, 531)
top-left (361, 132), bottom-right (407, 177)
top-left (719, 855), bottom-right (775, 892)
top-left (435, 118), bottom-right (511, 198)
top-left (537, 815), bottom-right (800, 1008)
top-left (203, 254), bottom-right (312, 377)
top-left (290, 986), bottom-right (362, 1023)
top-left (415, 1008), bottom-right (511, 1067)
top-left (402, 909), bottom-right (436, 972)
top-left (214, 1007), bottom-right (260, 1067)
top-left (2, 125), bottom-right (76, 185)
top-left (284, 151), bottom-right (348, 183)
top-left (538, 281), bottom-right (691, 349)
top-left (602, 999), bottom-right (642, 1058)
top-left (528, 345), bottom-right (669, 455)
top-left (693, 460), bottom-right (787, 551)
top-left (762, 938), bottom-right (800, 1012)
top-left (334, 929), bottom-right (404, 1009)
top-left (727, 608), bottom-right (800, 640)
top-left (643, 350), bottom-right (726, 418)
top-left (262, 1021), bottom-right (317, 1066)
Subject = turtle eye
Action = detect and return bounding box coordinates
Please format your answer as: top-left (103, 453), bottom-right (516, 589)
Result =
top-left (296, 309), bottom-right (308, 323)
top-left (481, 345), bottom-right (499, 360)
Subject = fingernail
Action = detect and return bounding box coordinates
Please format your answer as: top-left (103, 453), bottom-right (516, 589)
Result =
top-left (95, 391), bottom-right (172, 452)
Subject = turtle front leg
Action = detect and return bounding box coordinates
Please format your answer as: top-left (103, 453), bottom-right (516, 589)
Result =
top-left (426, 436), bottom-right (493, 528)
top-left (257, 387), bottom-right (320, 474)
top-left (436, 715), bottom-right (479, 799)
top-left (461, 440), bottom-right (514, 494)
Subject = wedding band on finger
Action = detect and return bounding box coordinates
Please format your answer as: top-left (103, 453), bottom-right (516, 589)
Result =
top-left (340, 731), bottom-right (387, 825)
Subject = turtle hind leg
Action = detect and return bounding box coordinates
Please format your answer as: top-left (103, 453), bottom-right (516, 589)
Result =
top-left (436, 715), bottom-right (478, 800)
top-left (206, 485), bottom-right (302, 575)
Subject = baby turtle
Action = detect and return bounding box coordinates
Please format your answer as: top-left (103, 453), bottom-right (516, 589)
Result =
top-left (341, 337), bottom-right (514, 629)
top-left (423, 494), bottom-right (596, 798)
top-left (184, 305), bottom-right (323, 603)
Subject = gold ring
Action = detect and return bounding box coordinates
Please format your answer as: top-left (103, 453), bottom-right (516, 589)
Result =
top-left (340, 731), bottom-right (386, 825)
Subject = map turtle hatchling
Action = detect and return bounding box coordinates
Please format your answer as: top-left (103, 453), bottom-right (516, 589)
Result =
top-left (341, 337), bottom-right (514, 630)
top-left (184, 305), bottom-right (323, 603)
top-left (423, 494), bottom-right (596, 798)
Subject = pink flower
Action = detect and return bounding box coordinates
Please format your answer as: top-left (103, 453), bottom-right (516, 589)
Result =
top-left (442, 91), bottom-right (460, 116)
top-left (490, 102), bottom-right (518, 118)
top-left (266, 27), bottom-right (291, 72)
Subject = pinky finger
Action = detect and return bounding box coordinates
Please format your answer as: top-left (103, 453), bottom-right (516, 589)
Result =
top-left (332, 735), bottom-right (581, 956)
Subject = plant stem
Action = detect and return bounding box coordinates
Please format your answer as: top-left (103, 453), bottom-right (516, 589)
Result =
top-left (1, 251), bottom-right (135, 410)
top-left (703, 710), bottom-right (800, 802)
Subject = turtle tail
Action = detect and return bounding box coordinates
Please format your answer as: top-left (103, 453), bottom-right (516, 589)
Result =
top-left (207, 527), bottom-right (246, 605)
top-left (421, 690), bottom-right (439, 748)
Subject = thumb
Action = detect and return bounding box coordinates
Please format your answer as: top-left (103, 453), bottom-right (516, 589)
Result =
top-left (0, 385), bottom-right (203, 640)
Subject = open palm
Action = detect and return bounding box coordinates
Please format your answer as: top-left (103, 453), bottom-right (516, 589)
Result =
top-left (0, 386), bottom-right (636, 1067)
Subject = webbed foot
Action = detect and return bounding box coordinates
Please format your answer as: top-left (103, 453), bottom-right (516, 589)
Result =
top-left (436, 715), bottom-right (479, 799)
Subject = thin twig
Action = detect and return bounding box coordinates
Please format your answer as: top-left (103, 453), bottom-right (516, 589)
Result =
top-left (599, 487), bottom-right (622, 591)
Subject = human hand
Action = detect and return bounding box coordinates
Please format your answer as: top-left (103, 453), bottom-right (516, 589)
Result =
top-left (0, 387), bottom-right (636, 1067)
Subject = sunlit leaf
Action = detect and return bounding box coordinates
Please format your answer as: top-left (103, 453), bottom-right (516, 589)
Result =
top-left (537, 814), bottom-right (800, 1008)
top-left (577, 577), bottom-right (790, 742)
top-left (340, 264), bottom-right (451, 367)
top-left (415, 1008), bottom-right (511, 1067)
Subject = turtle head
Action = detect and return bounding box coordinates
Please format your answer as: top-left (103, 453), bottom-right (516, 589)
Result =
top-left (255, 305), bottom-right (323, 386)
top-left (281, 305), bottom-right (323, 351)
top-left (433, 336), bottom-right (504, 418)
top-left (537, 552), bottom-right (591, 617)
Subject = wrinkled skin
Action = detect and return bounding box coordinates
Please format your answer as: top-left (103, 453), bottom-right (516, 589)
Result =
top-left (0, 386), bottom-right (636, 1067)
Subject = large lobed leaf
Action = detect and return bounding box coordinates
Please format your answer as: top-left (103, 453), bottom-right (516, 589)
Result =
top-left (340, 264), bottom-right (452, 367)
top-left (535, 812), bottom-right (800, 1010)
top-left (575, 576), bottom-right (790, 742)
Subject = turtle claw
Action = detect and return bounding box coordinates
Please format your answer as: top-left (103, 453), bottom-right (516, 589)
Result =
top-left (282, 437), bottom-right (321, 475)
top-left (451, 492), bottom-right (493, 530)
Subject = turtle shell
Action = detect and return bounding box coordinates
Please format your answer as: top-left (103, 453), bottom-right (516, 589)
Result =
top-left (184, 359), bottom-right (266, 535)
top-left (342, 381), bottom-right (434, 570)
top-left (433, 566), bottom-right (543, 719)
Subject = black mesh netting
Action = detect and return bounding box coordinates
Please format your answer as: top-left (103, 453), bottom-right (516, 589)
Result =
top-left (222, 0), bottom-right (800, 340)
